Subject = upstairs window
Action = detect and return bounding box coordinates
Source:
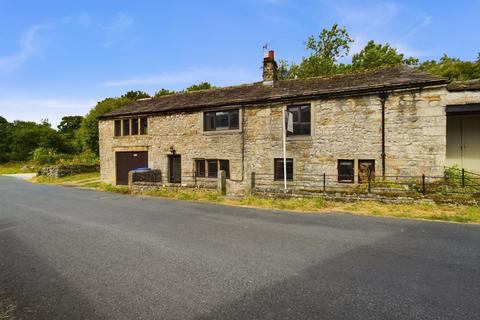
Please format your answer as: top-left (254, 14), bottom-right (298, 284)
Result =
top-left (274, 158), bottom-right (293, 181)
top-left (338, 160), bottom-right (354, 183)
top-left (114, 117), bottom-right (148, 136)
top-left (114, 120), bottom-right (122, 137)
top-left (140, 117), bottom-right (148, 135)
top-left (122, 119), bottom-right (130, 136)
top-left (287, 104), bottom-right (311, 136)
top-left (204, 109), bottom-right (239, 131)
top-left (131, 118), bottom-right (139, 135)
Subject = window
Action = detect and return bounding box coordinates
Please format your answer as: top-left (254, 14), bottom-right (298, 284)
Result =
top-left (114, 117), bottom-right (148, 136)
top-left (274, 158), bottom-right (293, 181)
top-left (207, 160), bottom-right (218, 178)
top-left (338, 160), bottom-right (354, 183)
top-left (195, 159), bottom-right (230, 179)
top-left (358, 160), bottom-right (375, 183)
top-left (219, 160), bottom-right (230, 179)
top-left (140, 117), bottom-right (148, 135)
top-left (195, 159), bottom-right (206, 177)
top-left (287, 104), bottom-right (311, 135)
top-left (204, 109), bottom-right (239, 131)
top-left (114, 120), bottom-right (122, 137)
top-left (131, 118), bottom-right (139, 135)
top-left (122, 119), bottom-right (130, 136)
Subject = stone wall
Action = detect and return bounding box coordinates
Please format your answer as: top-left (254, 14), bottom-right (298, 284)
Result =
top-left (99, 85), bottom-right (453, 195)
top-left (39, 164), bottom-right (100, 178)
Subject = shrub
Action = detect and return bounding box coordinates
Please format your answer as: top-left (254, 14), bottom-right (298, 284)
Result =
top-left (32, 147), bottom-right (61, 165)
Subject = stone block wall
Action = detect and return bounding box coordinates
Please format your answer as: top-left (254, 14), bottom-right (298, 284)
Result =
top-left (39, 164), bottom-right (100, 178)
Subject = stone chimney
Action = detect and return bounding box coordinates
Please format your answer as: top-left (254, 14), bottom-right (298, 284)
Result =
top-left (262, 50), bottom-right (278, 85)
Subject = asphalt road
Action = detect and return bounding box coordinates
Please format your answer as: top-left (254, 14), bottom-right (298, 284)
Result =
top-left (1, 177), bottom-right (479, 319)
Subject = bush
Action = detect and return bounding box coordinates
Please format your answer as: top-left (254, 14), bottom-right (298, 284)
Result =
top-left (32, 147), bottom-right (61, 165)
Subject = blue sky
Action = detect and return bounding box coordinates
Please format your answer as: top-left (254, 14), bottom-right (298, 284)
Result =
top-left (0, 0), bottom-right (479, 126)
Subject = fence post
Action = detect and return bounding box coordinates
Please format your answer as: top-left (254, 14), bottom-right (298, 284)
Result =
top-left (461, 168), bottom-right (465, 188)
top-left (422, 174), bottom-right (426, 195)
top-left (323, 173), bottom-right (326, 193)
top-left (218, 170), bottom-right (227, 196)
top-left (368, 170), bottom-right (372, 194)
top-left (250, 172), bottom-right (256, 193)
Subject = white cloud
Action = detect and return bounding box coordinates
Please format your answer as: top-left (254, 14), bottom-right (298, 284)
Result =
top-left (0, 25), bottom-right (50, 71)
top-left (100, 66), bottom-right (258, 88)
top-left (61, 13), bottom-right (93, 27)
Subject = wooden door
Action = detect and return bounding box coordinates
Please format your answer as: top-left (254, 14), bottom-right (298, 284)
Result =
top-left (168, 155), bottom-right (181, 183)
top-left (115, 151), bottom-right (148, 185)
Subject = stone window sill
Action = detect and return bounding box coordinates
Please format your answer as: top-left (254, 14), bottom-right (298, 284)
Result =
top-left (286, 135), bottom-right (312, 141)
top-left (202, 129), bottom-right (242, 135)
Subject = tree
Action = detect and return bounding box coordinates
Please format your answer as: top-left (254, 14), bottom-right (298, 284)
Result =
top-left (58, 116), bottom-right (83, 139)
top-left (121, 90), bottom-right (151, 100)
top-left (351, 41), bottom-right (418, 70)
top-left (418, 54), bottom-right (480, 81)
top-left (0, 116), bottom-right (11, 163)
top-left (78, 96), bottom-right (135, 154)
top-left (186, 82), bottom-right (214, 91)
top-left (278, 24), bottom-right (353, 79)
top-left (155, 88), bottom-right (176, 97)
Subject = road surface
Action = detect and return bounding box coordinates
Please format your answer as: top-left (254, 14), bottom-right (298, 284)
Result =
top-left (0, 177), bottom-right (479, 319)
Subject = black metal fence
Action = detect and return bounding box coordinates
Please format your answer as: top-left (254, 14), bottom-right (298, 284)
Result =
top-left (252, 168), bottom-right (480, 198)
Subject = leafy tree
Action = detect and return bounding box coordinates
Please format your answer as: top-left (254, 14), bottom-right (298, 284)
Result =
top-left (58, 116), bottom-right (83, 139)
top-left (155, 88), bottom-right (176, 97)
top-left (186, 82), bottom-right (214, 91)
top-left (0, 116), bottom-right (11, 163)
top-left (418, 55), bottom-right (480, 81)
top-left (8, 120), bottom-right (70, 161)
top-left (279, 24), bottom-right (353, 79)
top-left (351, 40), bottom-right (419, 70)
top-left (121, 90), bottom-right (151, 100)
top-left (78, 96), bottom-right (135, 155)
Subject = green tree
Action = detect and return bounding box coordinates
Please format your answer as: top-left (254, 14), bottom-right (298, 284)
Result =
top-left (418, 55), bottom-right (480, 81)
top-left (78, 96), bottom-right (135, 154)
top-left (121, 90), bottom-right (151, 100)
top-left (280, 24), bottom-right (353, 79)
top-left (154, 88), bottom-right (176, 97)
top-left (0, 116), bottom-right (11, 163)
top-left (58, 116), bottom-right (83, 139)
top-left (186, 82), bottom-right (214, 91)
top-left (351, 41), bottom-right (419, 70)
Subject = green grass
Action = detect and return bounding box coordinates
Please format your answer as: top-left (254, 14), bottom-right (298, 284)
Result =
top-left (0, 161), bottom-right (39, 174)
top-left (0, 298), bottom-right (15, 320)
top-left (30, 174), bottom-right (480, 224)
top-left (31, 172), bottom-right (101, 188)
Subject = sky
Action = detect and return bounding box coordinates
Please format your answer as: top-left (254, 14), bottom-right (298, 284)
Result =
top-left (0, 0), bottom-right (479, 127)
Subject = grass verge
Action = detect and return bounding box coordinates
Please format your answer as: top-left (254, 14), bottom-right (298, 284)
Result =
top-left (0, 162), bottom-right (38, 174)
top-left (0, 299), bottom-right (15, 320)
top-left (30, 174), bottom-right (480, 224)
top-left (31, 172), bottom-right (101, 189)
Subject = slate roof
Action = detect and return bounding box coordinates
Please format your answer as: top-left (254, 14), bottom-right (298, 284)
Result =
top-left (447, 79), bottom-right (480, 91)
top-left (101, 65), bottom-right (447, 119)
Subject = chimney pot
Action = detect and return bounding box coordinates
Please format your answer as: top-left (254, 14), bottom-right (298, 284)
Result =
top-left (268, 50), bottom-right (275, 59)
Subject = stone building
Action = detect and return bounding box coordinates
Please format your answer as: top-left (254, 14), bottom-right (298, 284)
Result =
top-left (99, 51), bottom-right (480, 194)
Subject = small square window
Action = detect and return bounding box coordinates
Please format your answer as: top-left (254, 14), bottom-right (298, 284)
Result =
top-left (114, 120), bottom-right (122, 137)
top-left (122, 119), bottom-right (130, 136)
top-left (274, 158), bottom-right (293, 181)
top-left (338, 160), bottom-right (354, 183)
top-left (358, 160), bottom-right (375, 183)
top-left (195, 160), bottom-right (206, 177)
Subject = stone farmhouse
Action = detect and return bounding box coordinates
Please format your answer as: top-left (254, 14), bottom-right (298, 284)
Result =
top-left (99, 51), bottom-right (480, 194)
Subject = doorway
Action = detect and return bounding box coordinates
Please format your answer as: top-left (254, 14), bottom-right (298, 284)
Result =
top-left (168, 155), bottom-right (181, 183)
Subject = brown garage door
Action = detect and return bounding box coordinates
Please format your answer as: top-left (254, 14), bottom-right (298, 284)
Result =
top-left (115, 151), bottom-right (148, 185)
